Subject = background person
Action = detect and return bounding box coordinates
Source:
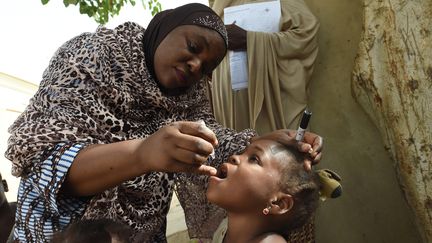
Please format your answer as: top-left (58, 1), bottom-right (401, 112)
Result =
top-left (209, 0), bottom-right (319, 134)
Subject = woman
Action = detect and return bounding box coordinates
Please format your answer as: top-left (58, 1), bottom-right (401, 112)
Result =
top-left (5, 3), bottom-right (322, 242)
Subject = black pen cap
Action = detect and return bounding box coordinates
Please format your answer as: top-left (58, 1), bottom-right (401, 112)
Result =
top-left (299, 109), bottom-right (312, 129)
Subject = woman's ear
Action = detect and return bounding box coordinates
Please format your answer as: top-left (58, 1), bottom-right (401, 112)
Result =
top-left (269, 193), bottom-right (293, 215)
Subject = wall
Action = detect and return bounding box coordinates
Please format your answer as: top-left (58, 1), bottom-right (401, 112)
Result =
top-left (0, 73), bottom-right (38, 202)
top-left (304, 0), bottom-right (422, 242)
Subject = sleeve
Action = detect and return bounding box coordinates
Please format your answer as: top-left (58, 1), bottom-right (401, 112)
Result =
top-left (14, 143), bottom-right (90, 242)
top-left (174, 96), bottom-right (257, 239)
top-left (29, 143), bottom-right (89, 214)
top-left (6, 31), bottom-right (111, 178)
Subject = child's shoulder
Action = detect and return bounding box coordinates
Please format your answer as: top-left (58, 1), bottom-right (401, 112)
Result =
top-left (253, 233), bottom-right (287, 243)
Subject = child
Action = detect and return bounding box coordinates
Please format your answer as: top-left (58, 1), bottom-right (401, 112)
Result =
top-left (206, 138), bottom-right (327, 243)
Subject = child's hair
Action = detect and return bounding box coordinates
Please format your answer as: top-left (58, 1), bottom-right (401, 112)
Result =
top-left (51, 218), bottom-right (132, 243)
top-left (277, 144), bottom-right (321, 231)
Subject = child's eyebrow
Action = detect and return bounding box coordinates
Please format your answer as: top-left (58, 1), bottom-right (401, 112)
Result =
top-left (250, 144), bottom-right (265, 153)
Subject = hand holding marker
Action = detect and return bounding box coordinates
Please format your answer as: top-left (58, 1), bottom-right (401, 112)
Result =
top-left (295, 109), bottom-right (312, 142)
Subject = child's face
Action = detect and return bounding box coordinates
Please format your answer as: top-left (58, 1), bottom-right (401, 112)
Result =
top-left (207, 139), bottom-right (291, 213)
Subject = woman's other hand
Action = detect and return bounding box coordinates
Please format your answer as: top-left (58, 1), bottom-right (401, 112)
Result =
top-left (135, 121), bottom-right (218, 176)
top-left (252, 129), bottom-right (323, 171)
top-left (225, 23), bottom-right (247, 51)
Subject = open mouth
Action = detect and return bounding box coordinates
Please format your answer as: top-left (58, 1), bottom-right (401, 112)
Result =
top-left (216, 163), bottom-right (228, 179)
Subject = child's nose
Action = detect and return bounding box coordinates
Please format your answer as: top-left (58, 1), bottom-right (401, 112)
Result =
top-left (228, 155), bottom-right (240, 165)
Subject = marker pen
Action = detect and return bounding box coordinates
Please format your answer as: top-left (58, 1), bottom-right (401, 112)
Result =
top-left (295, 109), bottom-right (312, 142)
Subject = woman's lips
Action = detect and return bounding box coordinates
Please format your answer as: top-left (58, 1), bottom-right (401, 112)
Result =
top-left (175, 68), bottom-right (188, 85)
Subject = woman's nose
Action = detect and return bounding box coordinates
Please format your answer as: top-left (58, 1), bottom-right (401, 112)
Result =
top-left (228, 155), bottom-right (240, 165)
top-left (187, 57), bottom-right (202, 75)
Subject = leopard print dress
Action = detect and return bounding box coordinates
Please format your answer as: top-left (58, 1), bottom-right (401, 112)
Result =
top-left (6, 22), bottom-right (255, 242)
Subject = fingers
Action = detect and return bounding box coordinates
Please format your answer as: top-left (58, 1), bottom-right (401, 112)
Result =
top-left (304, 160), bottom-right (312, 171)
top-left (175, 121), bottom-right (218, 148)
top-left (297, 142), bottom-right (312, 153)
top-left (225, 22), bottom-right (237, 29)
top-left (299, 131), bottom-right (322, 163)
top-left (195, 164), bottom-right (217, 176)
top-left (312, 152), bottom-right (322, 164)
top-left (172, 146), bottom-right (210, 165)
top-left (257, 129), bottom-right (324, 167)
top-left (186, 164), bottom-right (217, 176)
top-left (174, 131), bottom-right (215, 158)
top-left (167, 121), bottom-right (217, 163)
top-left (303, 131), bottom-right (323, 153)
top-left (170, 161), bottom-right (217, 176)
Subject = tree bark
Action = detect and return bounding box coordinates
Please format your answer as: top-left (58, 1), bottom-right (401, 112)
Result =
top-left (352, 0), bottom-right (432, 242)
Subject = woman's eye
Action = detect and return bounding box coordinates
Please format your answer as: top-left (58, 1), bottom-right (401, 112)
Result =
top-left (187, 41), bottom-right (198, 53)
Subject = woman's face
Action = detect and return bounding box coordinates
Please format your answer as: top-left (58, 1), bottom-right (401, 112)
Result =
top-left (153, 25), bottom-right (226, 90)
top-left (207, 139), bottom-right (290, 214)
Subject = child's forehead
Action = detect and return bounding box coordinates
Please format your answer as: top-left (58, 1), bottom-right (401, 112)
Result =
top-left (269, 143), bottom-right (288, 155)
top-left (249, 140), bottom-right (293, 162)
top-left (250, 139), bottom-right (286, 153)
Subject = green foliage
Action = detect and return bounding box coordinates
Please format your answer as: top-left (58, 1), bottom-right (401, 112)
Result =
top-left (40, 0), bottom-right (162, 24)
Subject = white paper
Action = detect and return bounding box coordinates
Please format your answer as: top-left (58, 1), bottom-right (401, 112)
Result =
top-left (224, 0), bottom-right (281, 90)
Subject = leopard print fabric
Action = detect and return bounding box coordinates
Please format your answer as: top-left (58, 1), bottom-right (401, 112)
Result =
top-left (6, 22), bottom-right (255, 242)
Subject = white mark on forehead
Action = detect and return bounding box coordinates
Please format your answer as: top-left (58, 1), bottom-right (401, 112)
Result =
top-left (270, 144), bottom-right (285, 155)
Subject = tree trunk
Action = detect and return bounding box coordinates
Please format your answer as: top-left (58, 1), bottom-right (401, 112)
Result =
top-left (352, 0), bottom-right (432, 242)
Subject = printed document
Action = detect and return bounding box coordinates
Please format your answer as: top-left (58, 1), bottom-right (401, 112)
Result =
top-left (224, 0), bottom-right (281, 90)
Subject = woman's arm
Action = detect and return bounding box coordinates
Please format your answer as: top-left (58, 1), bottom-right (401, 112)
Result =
top-left (63, 121), bottom-right (218, 197)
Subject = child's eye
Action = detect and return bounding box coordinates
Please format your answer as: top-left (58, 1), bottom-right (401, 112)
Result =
top-left (249, 155), bottom-right (261, 165)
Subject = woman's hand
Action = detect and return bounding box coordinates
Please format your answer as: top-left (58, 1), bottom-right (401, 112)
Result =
top-left (252, 129), bottom-right (323, 171)
top-left (135, 121), bottom-right (218, 176)
top-left (225, 23), bottom-right (247, 51)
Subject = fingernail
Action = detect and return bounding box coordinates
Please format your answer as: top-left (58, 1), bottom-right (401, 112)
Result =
top-left (197, 119), bottom-right (205, 126)
top-left (210, 149), bottom-right (215, 160)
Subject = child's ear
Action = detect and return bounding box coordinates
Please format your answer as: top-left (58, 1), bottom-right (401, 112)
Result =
top-left (269, 193), bottom-right (294, 215)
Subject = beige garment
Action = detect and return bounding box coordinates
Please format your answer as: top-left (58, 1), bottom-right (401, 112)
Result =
top-left (211, 217), bottom-right (228, 243)
top-left (210, 0), bottom-right (319, 135)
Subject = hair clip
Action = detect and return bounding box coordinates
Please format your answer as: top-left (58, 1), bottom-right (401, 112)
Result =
top-left (316, 169), bottom-right (342, 201)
